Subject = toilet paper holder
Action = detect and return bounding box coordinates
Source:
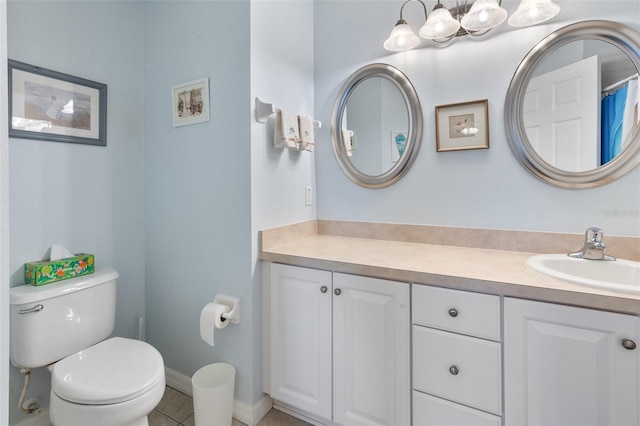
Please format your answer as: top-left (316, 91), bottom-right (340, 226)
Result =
top-left (214, 294), bottom-right (240, 325)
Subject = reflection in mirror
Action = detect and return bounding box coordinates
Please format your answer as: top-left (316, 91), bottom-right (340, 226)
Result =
top-left (331, 63), bottom-right (423, 189)
top-left (524, 40), bottom-right (638, 172)
top-left (505, 20), bottom-right (640, 188)
top-left (345, 77), bottom-right (408, 176)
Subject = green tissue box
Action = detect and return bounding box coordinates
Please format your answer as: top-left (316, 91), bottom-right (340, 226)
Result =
top-left (24, 254), bottom-right (95, 286)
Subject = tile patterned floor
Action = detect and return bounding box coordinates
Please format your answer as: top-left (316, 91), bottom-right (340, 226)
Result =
top-left (150, 386), bottom-right (311, 426)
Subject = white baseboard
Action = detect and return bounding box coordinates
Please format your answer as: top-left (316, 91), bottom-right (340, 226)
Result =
top-left (165, 367), bottom-right (272, 426)
top-left (165, 367), bottom-right (193, 396)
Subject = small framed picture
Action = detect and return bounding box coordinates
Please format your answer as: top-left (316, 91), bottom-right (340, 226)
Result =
top-left (435, 99), bottom-right (489, 152)
top-left (8, 60), bottom-right (107, 146)
top-left (391, 131), bottom-right (407, 162)
top-left (172, 78), bottom-right (210, 127)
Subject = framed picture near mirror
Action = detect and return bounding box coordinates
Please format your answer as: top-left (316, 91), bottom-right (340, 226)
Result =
top-left (436, 99), bottom-right (489, 152)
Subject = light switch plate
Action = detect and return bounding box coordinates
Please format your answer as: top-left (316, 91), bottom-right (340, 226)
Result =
top-left (305, 186), bottom-right (312, 206)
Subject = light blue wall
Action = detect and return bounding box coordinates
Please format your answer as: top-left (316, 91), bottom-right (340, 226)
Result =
top-left (7, 1), bottom-right (146, 423)
top-left (250, 0), bottom-right (315, 402)
top-left (143, 0), bottom-right (255, 405)
top-left (314, 0), bottom-right (640, 237)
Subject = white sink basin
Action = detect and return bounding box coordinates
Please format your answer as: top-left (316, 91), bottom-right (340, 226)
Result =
top-left (527, 254), bottom-right (640, 294)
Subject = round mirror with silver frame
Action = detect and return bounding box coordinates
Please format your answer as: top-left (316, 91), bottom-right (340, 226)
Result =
top-left (331, 63), bottom-right (423, 188)
top-left (505, 20), bottom-right (640, 189)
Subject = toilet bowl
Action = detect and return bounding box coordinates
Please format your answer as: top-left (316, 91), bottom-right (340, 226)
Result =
top-left (9, 267), bottom-right (166, 426)
top-left (49, 337), bottom-right (165, 426)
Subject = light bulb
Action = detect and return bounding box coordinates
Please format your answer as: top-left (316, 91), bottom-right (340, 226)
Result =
top-left (418, 5), bottom-right (460, 40)
top-left (384, 20), bottom-right (421, 52)
top-left (460, 0), bottom-right (507, 32)
top-left (508, 0), bottom-right (561, 27)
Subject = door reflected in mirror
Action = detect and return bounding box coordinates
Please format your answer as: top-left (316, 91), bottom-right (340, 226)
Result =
top-left (345, 77), bottom-right (409, 176)
top-left (505, 20), bottom-right (640, 188)
top-left (524, 39), bottom-right (639, 172)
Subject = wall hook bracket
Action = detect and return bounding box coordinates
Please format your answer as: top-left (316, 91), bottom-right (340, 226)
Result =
top-left (255, 97), bottom-right (275, 123)
top-left (255, 97), bottom-right (321, 128)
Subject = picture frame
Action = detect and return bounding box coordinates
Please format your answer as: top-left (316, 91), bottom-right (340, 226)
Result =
top-left (391, 131), bottom-right (407, 163)
top-left (171, 78), bottom-right (210, 127)
top-left (435, 99), bottom-right (489, 152)
top-left (8, 60), bottom-right (107, 146)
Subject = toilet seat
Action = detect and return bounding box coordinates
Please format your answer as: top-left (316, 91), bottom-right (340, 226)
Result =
top-left (51, 337), bottom-right (164, 405)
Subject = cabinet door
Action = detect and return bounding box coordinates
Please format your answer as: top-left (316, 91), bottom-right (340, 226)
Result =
top-left (333, 273), bottom-right (410, 426)
top-left (505, 298), bottom-right (640, 426)
top-left (270, 264), bottom-right (332, 418)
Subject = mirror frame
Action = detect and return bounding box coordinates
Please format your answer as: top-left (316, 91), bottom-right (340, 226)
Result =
top-left (331, 63), bottom-right (423, 188)
top-left (505, 20), bottom-right (640, 188)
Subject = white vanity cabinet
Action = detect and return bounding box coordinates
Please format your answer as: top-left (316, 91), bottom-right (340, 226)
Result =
top-left (269, 263), bottom-right (332, 418)
top-left (412, 285), bottom-right (502, 426)
top-left (269, 263), bottom-right (410, 426)
top-left (504, 297), bottom-right (640, 426)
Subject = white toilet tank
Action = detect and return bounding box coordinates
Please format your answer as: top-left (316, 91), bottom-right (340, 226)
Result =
top-left (10, 267), bottom-right (119, 368)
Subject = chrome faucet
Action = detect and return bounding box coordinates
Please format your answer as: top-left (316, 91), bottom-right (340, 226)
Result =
top-left (568, 227), bottom-right (616, 261)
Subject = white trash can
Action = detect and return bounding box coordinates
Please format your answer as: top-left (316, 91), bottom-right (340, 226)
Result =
top-left (192, 363), bottom-right (236, 426)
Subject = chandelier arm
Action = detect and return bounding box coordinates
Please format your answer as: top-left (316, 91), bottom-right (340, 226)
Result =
top-left (399, 0), bottom-right (429, 21)
top-left (464, 28), bottom-right (492, 37)
top-left (432, 33), bottom-right (457, 43)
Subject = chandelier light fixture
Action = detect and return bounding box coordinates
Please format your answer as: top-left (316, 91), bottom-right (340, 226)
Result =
top-left (383, 0), bottom-right (561, 51)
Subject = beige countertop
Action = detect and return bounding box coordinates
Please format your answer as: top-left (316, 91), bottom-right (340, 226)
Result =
top-left (260, 222), bottom-right (640, 315)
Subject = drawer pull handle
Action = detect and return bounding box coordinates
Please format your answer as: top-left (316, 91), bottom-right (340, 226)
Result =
top-left (449, 365), bottom-right (459, 376)
top-left (448, 308), bottom-right (458, 318)
top-left (334, 288), bottom-right (342, 296)
top-left (320, 286), bottom-right (328, 294)
top-left (622, 339), bottom-right (637, 350)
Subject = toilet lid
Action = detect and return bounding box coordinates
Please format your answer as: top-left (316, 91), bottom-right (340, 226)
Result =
top-left (51, 337), bottom-right (164, 404)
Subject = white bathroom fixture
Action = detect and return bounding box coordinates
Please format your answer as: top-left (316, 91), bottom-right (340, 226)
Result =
top-left (10, 267), bottom-right (165, 426)
top-left (383, 0), bottom-right (560, 51)
top-left (254, 98), bottom-right (322, 128)
top-left (214, 293), bottom-right (240, 324)
top-left (527, 254), bottom-right (640, 294)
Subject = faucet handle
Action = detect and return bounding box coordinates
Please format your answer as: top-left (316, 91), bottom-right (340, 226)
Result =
top-left (585, 227), bottom-right (604, 243)
top-left (569, 227), bottom-right (615, 260)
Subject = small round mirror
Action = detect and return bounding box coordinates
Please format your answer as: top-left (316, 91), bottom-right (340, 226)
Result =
top-left (331, 63), bottom-right (423, 188)
top-left (505, 20), bottom-right (640, 188)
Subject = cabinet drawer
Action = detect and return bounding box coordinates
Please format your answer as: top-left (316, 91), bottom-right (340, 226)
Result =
top-left (413, 391), bottom-right (501, 426)
top-left (413, 326), bottom-right (502, 415)
top-left (412, 285), bottom-right (500, 341)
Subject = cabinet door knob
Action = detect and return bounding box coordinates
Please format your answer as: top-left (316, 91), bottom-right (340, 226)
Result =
top-left (320, 286), bottom-right (328, 294)
top-left (449, 365), bottom-right (459, 375)
top-left (448, 308), bottom-right (458, 318)
top-left (334, 288), bottom-right (342, 296)
top-left (622, 339), bottom-right (637, 350)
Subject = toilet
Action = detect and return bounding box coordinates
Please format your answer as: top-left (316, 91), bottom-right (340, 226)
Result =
top-left (10, 267), bottom-right (165, 426)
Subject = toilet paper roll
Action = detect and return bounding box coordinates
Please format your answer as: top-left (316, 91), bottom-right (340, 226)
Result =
top-left (200, 303), bottom-right (231, 346)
